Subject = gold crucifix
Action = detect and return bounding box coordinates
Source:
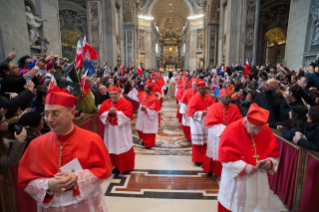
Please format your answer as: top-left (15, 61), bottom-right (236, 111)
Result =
top-left (251, 137), bottom-right (259, 163)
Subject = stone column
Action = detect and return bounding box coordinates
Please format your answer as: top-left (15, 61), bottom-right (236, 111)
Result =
top-left (252, 0), bottom-right (260, 65)
top-left (160, 42), bottom-right (164, 67)
top-left (178, 41), bottom-right (182, 69)
top-left (206, 25), bottom-right (219, 67)
top-left (144, 30), bottom-right (152, 69)
top-left (243, 0), bottom-right (257, 64)
top-left (124, 23), bottom-right (135, 67)
top-left (87, 0), bottom-right (103, 64)
top-left (189, 29), bottom-right (197, 71)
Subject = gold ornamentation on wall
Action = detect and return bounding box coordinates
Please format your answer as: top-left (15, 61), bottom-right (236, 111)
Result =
top-left (139, 22), bottom-right (151, 26)
top-left (62, 30), bottom-right (81, 48)
top-left (190, 21), bottom-right (203, 26)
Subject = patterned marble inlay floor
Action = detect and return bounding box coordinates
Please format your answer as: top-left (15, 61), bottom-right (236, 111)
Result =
top-left (131, 97), bottom-right (192, 155)
top-left (105, 170), bottom-right (218, 199)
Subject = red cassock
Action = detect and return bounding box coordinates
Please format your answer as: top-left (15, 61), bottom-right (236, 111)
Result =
top-left (218, 118), bottom-right (279, 212)
top-left (136, 92), bottom-right (161, 148)
top-left (18, 125), bottom-right (113, 211)
top-left (99, 98), bottom-right (135, 173)
top-left (186, 93), bottom-right (214, 163)
top-left (175, 86), bottom-right (185, 123)
top-left (202, 102), bottom-right (242, 177)
top-left (180, 89), bottom-right (197, 141)
top-left (218, 118), bottom-right (279, 166)
top-left (152, 84), bottom-right (163, 122)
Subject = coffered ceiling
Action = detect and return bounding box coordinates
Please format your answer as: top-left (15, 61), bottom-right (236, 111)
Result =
top-left (150, 0), bottom-right (190, 33)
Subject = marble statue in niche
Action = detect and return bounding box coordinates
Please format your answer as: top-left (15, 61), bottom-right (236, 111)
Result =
top-left (311, 3), bottom-right (319, 45)
top-left (35, 36), bottom-right (50, 55)
top-left (25, 6), bottom-right (47, 46)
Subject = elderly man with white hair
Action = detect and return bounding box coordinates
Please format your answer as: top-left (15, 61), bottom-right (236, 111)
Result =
top-left (218, 103), bottom-right (281, 212)
top-left (99, 86), bottom-right (135, 174)
top-left (253, 79), bottom-right (283, 123)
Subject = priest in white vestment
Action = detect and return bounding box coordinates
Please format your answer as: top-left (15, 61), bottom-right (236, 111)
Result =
top-left (218, 103), bottom-right (281, 212)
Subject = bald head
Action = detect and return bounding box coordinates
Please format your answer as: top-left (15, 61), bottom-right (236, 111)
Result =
top-left (98, 85), bottom-right (107, 95)
top-left (267, 79), bottom-right (279, 91)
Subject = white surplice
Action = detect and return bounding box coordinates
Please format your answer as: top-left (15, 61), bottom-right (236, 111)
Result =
top-left (99, 111), bottom-right (133, 154)
top-left (206, 124), bottom-right (226, 159)
top-left (218, 158), bottom-right (284, 212)
top-left (179, 102), bottom-right (190, 127)
top-left (189, 111), bottom-right (208, 145)
top-left (25, 170), bottom-right (108, 212)
top-left (135, 98), bottom-right (159, 134)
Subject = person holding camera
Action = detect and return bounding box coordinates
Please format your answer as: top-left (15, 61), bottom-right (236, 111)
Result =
top-left (0, 111), bottom-right (27, 167)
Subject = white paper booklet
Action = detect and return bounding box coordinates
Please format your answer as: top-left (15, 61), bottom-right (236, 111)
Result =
top-left (60, 158), bottom-right (83, 173)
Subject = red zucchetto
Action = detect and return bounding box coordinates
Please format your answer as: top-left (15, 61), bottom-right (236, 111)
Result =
top-left (247, 103), bottom-right (270, 126)
top-left (45, 86), bottom-right (77, 108)
top-left (196, 80), bottom-right (206, 88)
top-left (108, 86), bottom-right (121, 93)
top-left (219, 89), bottom-right (233, 96)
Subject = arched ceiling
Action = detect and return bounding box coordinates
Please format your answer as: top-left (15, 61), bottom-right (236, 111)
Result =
top-left (265, 28), bottom-right (287, 47)
top-left (150, 0), bottom-right (190, 33)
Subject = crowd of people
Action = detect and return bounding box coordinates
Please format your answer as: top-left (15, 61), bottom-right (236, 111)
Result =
top-left (0, 48), bottom-right (318, 211)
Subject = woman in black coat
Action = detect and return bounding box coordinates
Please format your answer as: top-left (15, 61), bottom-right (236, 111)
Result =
top-left (280, 105), bottom-right (307, 141)
top-left (293, 105), bottom-right (319, 152)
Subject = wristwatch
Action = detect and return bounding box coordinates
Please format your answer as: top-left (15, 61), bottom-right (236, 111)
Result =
top-left (33, 66), bottom-right (40, 72)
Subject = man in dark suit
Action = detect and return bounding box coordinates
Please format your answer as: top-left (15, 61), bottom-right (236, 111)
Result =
top-left (253, 79), bottom-right (283, 123)
top-left (91, 85), bottom-right (110, 106)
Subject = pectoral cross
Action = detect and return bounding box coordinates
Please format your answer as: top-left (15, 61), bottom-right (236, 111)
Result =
top-left (251, 137), bottom-right (259, 163)
top-left (253, 154), bottom-right (260, 163)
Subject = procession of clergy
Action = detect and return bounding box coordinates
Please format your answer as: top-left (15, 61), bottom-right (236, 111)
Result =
top-left (18, 72), bottom-right (281, 212)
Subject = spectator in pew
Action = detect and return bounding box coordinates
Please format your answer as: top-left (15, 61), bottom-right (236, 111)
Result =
top-left (0, 80), bottom-right (34, 109)
top-left (278, 105), bottom-right (308, 141)
top-left (76, 77), bottom-right (97, 113)
top-left (293, 105), bottom-right (319, 152)
top-left (34, 87), bottom-right (48, 114)
top-left (0, 111), bottom-right (27, 167)
top-left (18, 111), bottom-right (44, 152)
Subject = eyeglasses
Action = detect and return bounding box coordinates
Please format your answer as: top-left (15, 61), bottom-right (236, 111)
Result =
top-left (44, 108), bottom-right (71, 119)
top-left (44, 111), bottom-right (62, 119)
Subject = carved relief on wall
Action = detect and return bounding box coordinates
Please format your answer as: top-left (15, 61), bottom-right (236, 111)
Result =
top-left (263, 6), bottom-right (289, 26)
top-left (246, 28), bottom-right (254, 45)
top-left (245, 50), bottom-right (252, 59)
top-left (89, 2), bottom-right (100, 54)
top-left (311, 3), bottom-right (319, 45)
top-left (59, 10), bottom-right (87, 35)
top-left (125, 30), bottom-right (134, 64)
top-left (197, 29), bottom-right (204, 50)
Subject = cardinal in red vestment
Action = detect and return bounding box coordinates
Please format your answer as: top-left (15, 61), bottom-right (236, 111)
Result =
top-left (18, 86), bottom-right (112, 212)
top-left (136, 82), bottom-right (161, 148)
top-left (202, 89), bottom-right (242, 177)
top-left (175, 78), bottom-right (184, 123)
top-left (218, 103), bottom-right (280, 212)
top-left (99, 86), bottom-right (135, 174)
top-left (179, 78), bottom-right (197, 141)
top-left (147, 78), bottom-right (162, 123)
top-left (186, 80), bottom-right (214, 165)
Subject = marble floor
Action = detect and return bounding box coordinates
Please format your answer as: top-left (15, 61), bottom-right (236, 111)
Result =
top-left (101, 97), bottom-right (288, 212)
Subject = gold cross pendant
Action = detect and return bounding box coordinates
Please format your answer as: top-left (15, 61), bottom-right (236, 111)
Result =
top-left (253, 154), bottom-right (260, 163)
top-left (56, 191), bottom-right (61, 197)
